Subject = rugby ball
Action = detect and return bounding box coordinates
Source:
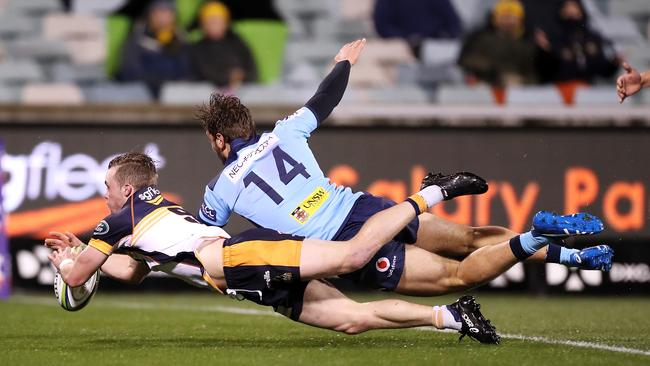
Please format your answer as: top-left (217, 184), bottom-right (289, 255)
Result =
top-left (53, 270), bottom-right (99, 311)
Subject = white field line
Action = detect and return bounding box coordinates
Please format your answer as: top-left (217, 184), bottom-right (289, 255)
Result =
top-left (10, 296), bottom-right (650, 357)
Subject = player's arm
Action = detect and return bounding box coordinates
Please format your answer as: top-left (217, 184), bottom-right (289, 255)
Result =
top-left (48, 246), bottom-right (108, 287)
top-left (100, 254), bottom-right (151, 285)
top-left (304, 39), bottom-right (366, 124)
top-left (197, 183), bottom-right (232, 227)
top-left (617, 62), bottom-right (650, 103)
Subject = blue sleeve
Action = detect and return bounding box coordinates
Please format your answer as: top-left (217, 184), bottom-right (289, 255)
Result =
top-left (198, 185), bottom-right (232, 227)
top-left (273, 107), bottom-right (318, 140)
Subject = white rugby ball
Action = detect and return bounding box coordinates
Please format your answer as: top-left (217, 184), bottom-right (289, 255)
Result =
top-left (53, 270), bottom-right (99, 311)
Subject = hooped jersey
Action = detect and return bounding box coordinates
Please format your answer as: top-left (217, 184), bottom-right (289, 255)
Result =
top-left (200, 107), bottom-right (362, 240)
top-left (88, 186), bottom-right (230, 289)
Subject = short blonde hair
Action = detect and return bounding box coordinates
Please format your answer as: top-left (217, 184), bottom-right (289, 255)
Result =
top-left (108, 152), bottom-right (158, 190)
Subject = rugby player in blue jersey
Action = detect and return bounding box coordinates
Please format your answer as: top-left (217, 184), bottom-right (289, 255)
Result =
top-left (196, 39), bottom-right (613, 295)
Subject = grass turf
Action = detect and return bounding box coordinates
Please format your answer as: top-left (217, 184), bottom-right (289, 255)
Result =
top-left (1, 292), bottom-right (648, 366)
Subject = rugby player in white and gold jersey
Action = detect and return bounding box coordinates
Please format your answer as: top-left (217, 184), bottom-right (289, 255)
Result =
top-left (45, 153), bottom-right (607, 344)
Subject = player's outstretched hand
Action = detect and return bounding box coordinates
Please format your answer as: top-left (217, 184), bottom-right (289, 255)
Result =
top-left (334, 38), bottom-right (366, 65)
top-left (617, 62), bottom-right (642, 103)
top-left (48, 247), bottom-right (74, 271)
top-left (45, 231), bottom-right (83, 252)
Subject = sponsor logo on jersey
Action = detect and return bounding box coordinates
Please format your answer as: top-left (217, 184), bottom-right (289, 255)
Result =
top-left (93, 220), bottom-right (110, 236)
top-left (290, 187), bottom-right (329, 224)
top-left (376, 257), bottom-right (390, 273)
top-left (201, 203), bottom-right (216, 221)
top-left (264, 270), bottom-right (271, 289)
top-left (139, 186), bottom-right (161, 202)
top-left (226, 133), bottom-right (279, 183)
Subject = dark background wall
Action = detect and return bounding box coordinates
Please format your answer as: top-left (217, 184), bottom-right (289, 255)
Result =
top-left (3, 124), bottom-right (650, 294)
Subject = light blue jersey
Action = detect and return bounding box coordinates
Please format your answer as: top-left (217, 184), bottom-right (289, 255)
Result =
top-left (199, 107), bottom-right (362, 240)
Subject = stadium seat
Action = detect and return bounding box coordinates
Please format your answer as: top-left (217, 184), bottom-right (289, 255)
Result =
top-left (233, 20), bottom-right (288, 84)
top-left (236, 84), bottom-right (316, 106)
top-left (43, 13), bottom-right (104, 40)
top-left (275, 0), bottom-right (334, 18)
top-left (436, 85), bottom-right (495, 105)
top-left (7, 0), bottom-right (61, 15)
top-left (70, 0), bottom-right (125, 15)
top-left (85, 83), bottom-right (153, 104)
top-left (43, 13), bottom-right (106, 65)
top-left (594, 16), bottom-right (644, 43)
top-left (284, 62), bottom-right (322, 86)
top-left (0, 85), bottom-right (20, 103)
top-left (7, 38), bottom-right (69, 62)
top-left (0, 14), bottom-right (37, 39)
top-left (52, 63), bottom-right (107, 85)
top-left (21, 83), bottom-right (84, 105)
top-left (284, 40), bottom-right (341, 66)
top-left (363, 39), bottom-right (415, 65)
top-left (348, 62), bottom-right (392, 87)
top-left (609, 0), bottom-right (650, 18)
top-left (0, 61), bottom-right (44, 85)
top-left (367, 86), bottom-right (430, 103)
top-left (159, 82), bottom-right (216, 105)
top-left (506, 86), bottom-right (564, 106)
top-left (451, 0), bottom-right (495, 30)
top-left (420, 40), bottom-right (461, 67)
top-left (340, 0), bottom-right (374, 20)
top-left (337, 0), bottom-right (376, 39)
top-left (641, 90), bottom-right (650, 106)
top-left (417, 64), bottom-right (464, 86)
top-left (574, 87), bottom-right (624, 106)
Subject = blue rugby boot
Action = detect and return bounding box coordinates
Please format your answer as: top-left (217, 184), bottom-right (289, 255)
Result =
top-left (532, 211), bottom-right (604, 238)
top-left (568, 245), bottom-right (614, 271)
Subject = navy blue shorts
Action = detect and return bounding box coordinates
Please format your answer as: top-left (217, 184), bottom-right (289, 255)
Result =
top-left (332, 194), bottom-right (420, 291)
top-left (223, 228), bottom-right (309, 321)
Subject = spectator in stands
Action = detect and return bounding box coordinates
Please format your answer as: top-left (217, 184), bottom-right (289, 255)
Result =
top-left (373, 0), bottom-right (462, 58)
top-left (534, 0), bottom-right (618, 84)
top-left (117, 0), bottom-right (190, 98)
top-left (189, 1), bottom-right (258, 88)
top-left (458, 0), bottom-right (538, 87)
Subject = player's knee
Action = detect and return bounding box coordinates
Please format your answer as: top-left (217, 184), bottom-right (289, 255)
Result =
top-left (335, 318), bottom-right (371, 335)
top-left (340, 242), bottom-right (371, 274)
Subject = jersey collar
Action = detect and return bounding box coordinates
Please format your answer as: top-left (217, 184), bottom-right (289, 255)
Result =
top-left (224, 133), bottom-right (260, 166)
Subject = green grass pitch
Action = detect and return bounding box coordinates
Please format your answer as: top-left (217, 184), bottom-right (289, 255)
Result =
top-left (1, 292), bottom-right (649, 365)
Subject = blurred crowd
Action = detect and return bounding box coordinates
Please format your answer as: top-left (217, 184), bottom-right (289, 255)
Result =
top-left (0, 0), bottom-right (646, 105)
top-left (111, 0), bottom-right (620, 100)
top-left (114, 0), bottom-right (258, 97)
top-left (374, 0), bottom-right (619, 102)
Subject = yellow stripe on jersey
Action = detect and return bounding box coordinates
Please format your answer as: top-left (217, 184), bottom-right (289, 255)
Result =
top-left (88, 238), bottom-right (113, 255)
top-left (130, 206), bottom-right (173, 246)
top-left (146, 195), bottom-right (164, 205)
top-left (223, 240), bottom-right (302, 268)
